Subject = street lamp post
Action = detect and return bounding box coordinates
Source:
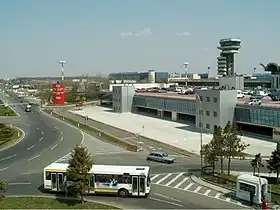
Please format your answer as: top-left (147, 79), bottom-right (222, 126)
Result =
top-left (196, 93), bottom-right (203, 174)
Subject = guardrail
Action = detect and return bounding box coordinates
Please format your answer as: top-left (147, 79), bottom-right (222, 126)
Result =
top-left (44, 110), bottom-right (139, 152)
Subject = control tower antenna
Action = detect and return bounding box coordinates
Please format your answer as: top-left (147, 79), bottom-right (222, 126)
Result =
top-left (58, 60), bottom-right (67, 81)
top-left (217, 38), bottom-right (241, 76)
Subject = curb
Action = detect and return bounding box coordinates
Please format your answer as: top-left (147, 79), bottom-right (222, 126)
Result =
top-left (190, 175), bottom-right (233, 194)
top-left (0, 126), bottom-right (25, 152)
top-left (4, 195), bottom-right (122, 209)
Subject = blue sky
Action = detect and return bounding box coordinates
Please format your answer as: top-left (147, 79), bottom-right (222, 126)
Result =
top-left (1, 0), bottom-right (279, 77)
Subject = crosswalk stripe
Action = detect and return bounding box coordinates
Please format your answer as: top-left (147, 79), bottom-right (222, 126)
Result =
top-left (165, 173), bottom-right (184, 186)
top-left (215, 193), bottom-right (221, 198)
top-left (194, 186), bottom-right (201, 193)
top-left (204, 189), bottom-right (211, 196)
top-left (184, 183), bottom-right (193, 190)
top-left (155, 174), bottom-right (173, 185)
top-left (151, 174), bottom-right (160, 181)
top-left (174, 177), bottom-right (189, 188)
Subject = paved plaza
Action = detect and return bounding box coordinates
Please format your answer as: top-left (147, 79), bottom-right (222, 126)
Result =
top-left (70, 106), bottom-right (277, 156)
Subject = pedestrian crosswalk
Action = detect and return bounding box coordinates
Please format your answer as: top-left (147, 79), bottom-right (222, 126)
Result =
top-left (151, 173), bottom-right (242, 205)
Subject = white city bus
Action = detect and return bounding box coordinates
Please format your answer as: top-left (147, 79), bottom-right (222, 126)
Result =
top-left (43, 162), bottom-right (151, 197)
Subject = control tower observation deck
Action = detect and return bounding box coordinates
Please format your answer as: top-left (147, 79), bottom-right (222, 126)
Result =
top-left (217, 38), bottom-right (241, 76)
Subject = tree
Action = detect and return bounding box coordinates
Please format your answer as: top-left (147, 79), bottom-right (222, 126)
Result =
top-left (67, 145), bottom-right (94, 203)
top-left (211, 126), bottom-right (226, 174)
top-left (267, 149), bottom-right (280, 180)
top-left (202, 143), bottom-right (218, 170)
top-left (0, 178), bottom-right (7, 197)
top-left (223, 122), bottom-right (249, 175)
top-left (251, 153), bottom-right (264, 175)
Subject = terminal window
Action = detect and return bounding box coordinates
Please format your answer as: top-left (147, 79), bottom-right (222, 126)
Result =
top-left (213, 97), bottom-right (218, 103)
top-left (206, 97), bottom-right (210, 102)
top-left (213, 111), bottom-right (217, 117)
top-left (206, 111), bottom-right (210, 116)
top-left (200, 96), bottom-right (203, 101)
top-left (199, 122), bottom-right (203, 127)
top-left (206, 124), bottom-right (210, 129)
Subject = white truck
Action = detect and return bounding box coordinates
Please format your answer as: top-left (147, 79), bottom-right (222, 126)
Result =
top-left (25, 104), bottom-right (31, 112)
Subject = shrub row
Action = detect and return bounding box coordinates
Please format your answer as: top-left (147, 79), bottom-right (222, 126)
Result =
top-left (48, 111), bottom-right (138, 152)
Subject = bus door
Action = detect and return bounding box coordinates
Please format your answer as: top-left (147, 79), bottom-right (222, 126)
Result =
top-left (51, 173), bottom-right (57, 191)
top-left (132, 176), bottom-right (146, 196)
top-left (57, 173), bottom-right (64, 192)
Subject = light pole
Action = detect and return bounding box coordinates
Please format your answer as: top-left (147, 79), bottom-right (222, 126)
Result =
top-left (195, 93), bottom-right (203, 174)
top-left (58, 60), bottom-right (67, 82)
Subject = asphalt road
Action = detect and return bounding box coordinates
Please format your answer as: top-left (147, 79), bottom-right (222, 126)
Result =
top-left (0, 93), bottom-right (83, 183)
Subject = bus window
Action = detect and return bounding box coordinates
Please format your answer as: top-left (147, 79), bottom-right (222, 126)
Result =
top-left (147, 175), bottom-right (151, 187)
top-left (45, 171), bottom-right (51, 180)
top-left (240, 182), bottom-right (256, 194)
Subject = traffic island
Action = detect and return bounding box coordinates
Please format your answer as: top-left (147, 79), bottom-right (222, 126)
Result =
top-left (0, 99), bottom-right (17, 116)
top-left (0, 197), bottom-right (120, 209)
top-left (0, 124), bottom-right (24, 149)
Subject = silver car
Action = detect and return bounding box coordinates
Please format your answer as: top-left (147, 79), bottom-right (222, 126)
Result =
top-left (146, 151), bottom-right (175, 164)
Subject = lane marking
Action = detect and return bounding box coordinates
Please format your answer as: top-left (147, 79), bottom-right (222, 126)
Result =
top-left (8, 182), bottom-right (31, 185)
top-left (151, 174), bottom-right (160, 181)
top-left (0, 167), bottom-right (9, 172)
top-left (155, 173), bottom-right (173, 185)
top-left (26, 145), bottom-right (35, 150)
top-left (165, 173), bottom-right (184, 186)
top-left (204, 189), bottom-right (211, 196)
top-left (153, 193), bottom-right (182, 203)
top-left (215, 193), bottom-right (221, 198)
top-left (184, 183), bottom-right (193, 190)
top-left (38, 137), bottom-right (43, 142)
top-left (28, 155), bottom-right (40, 161)
top-left (194, 186), bottom-right (202, 193)
top-left (60, 136), bottom-right (63, 142)
top-left (41, 131), bottom-right (44, 135)
top-left (1, 154), bottom-right (16, 161)
top-left (60, 131), bottom-right (63, 135)
top-left (149, 197), bottom-right (184, 207)
top-left (174, 177), bottom-right (189, 188)
top-left (51, 144), bottom-right (58, 150)
top-left (226, 197), bottom-right (231, 202)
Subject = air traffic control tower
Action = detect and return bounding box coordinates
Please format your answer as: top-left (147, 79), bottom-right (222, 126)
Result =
top-left (217, 38), bottom-right (241, 76)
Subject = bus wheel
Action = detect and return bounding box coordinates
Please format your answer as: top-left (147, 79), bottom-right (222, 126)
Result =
top-left (118, 189), bottom-right (129, 198)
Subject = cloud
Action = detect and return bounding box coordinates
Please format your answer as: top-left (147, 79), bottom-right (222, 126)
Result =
top-left (120, 32), bottom-right (134, 37)
top-left (120, 28), bottom-right (152, 37)
top-left (176, 31), bottom-right (191, 36)
top-left (135, 28), bottom-right (152, 37)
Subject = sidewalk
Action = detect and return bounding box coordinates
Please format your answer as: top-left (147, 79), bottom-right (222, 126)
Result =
top-left (69, 106), bottom-right (277, 156)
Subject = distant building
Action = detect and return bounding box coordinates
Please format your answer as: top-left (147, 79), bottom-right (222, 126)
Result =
top-left (109, 70), bottom-right (169, 84)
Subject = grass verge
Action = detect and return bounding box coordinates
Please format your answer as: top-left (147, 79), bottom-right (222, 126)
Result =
top-left (0, 101), bottom-right (17, 116)
top-left (0, 126), bottom-right (23, 149)
top-left (44, 110), bottom-right (138, 152)
top-left (0, 197), bottom-right (120, 209)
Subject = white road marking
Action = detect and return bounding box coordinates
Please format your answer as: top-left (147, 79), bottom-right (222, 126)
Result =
top-left (28, 155), bottom-right (40, 161)
top-left (174, 177), bottom-right (189, 188)
top-left (204, 189), bottom-right (211, 196)
top-left (38, 137), bottom-right (43, 142)
top-left (155, 173), bottom-right (173, 184)
top-left (215, 193), bottom-right (221, 198)
top-left (1, 154), bottom-right (16, 161)
top-left (226, 197), bottom-right (231, 202)
top-left (8, 182), bottom-right (31, 185)
top-left (41, 131), bottom-right (44, 135)
top-left (149, 197), bottom-right (184, 207)
top-left (60, 131), bottom-right (63, 135)
top-left (153, 193), bottom-right (182, 203)
top-left (60, 136), bottom-right (63, 142)
top-left (237, 202), bottom-right (241, 205)
top-left (26, 145), bottom-right (35, 150)
top-left (184, 183), bottom-right (193, 190)
top-left (165, 173), bottom-right (184, 186)
top-left (51, 144), bottom-right (58, 150)
top-left (0, 167), bottom-right (9, 172)
top-left (194, 186), bottom-right (202, 193)
top-left (151, 174), bottom-right (160, 181)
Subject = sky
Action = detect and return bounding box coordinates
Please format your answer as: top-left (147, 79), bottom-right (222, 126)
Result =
top-left (1, 0), bottom-right (280, 77)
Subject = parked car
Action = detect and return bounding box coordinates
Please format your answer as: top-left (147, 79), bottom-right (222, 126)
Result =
top-left (247, 99), bottom-right (261, 106)
top-left (146, 151), bottom-right (175, 164)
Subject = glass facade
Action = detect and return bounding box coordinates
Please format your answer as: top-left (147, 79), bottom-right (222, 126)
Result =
top-left (155, 72), bottom-right (169, 83)
top-left (235, 107), bottom-right (280, 127)
top-left (133, 95), bottom-right (196, 115)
